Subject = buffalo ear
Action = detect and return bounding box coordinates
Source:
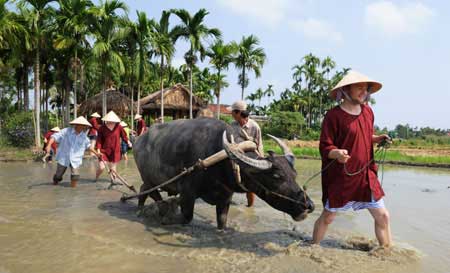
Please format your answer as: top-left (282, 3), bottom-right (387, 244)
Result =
top-left (267, 150), bottom-right (276, 157)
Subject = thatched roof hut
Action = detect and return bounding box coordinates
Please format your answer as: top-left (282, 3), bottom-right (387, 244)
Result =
top-left (78, 89), bottom-right (139, 118)
top-left (139, 83), bottom-right (205, 120)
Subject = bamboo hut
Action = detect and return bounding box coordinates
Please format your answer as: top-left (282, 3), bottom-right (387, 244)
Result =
top-left (139, 83), bottom-right (205, 120)
top-left (78, 89), bottom-right (139, 119)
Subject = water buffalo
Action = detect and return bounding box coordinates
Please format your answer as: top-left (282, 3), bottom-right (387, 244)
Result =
top-left (133, 118), bottom-right (314, 229)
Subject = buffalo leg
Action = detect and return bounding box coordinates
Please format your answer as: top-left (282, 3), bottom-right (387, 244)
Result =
top-left (179, 193), bottom-right (196, 224)
top-left (216, 202), bottom-right (231, 230)
top-left (138, 183), bottom-right (163, 208)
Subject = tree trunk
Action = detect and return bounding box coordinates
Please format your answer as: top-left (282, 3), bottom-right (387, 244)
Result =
top-left (65, 71), bottom-right (71, 125)
top-left (241, 66), bottom-right (245, 100)
top-left (137, 82), bottom-right (141, 120)
top-left (160, 55), bottom-right (164, 123)
top-left (34, 49), bottom-right (41, 148)
top-left (45, 82), bottom-right (49, 131)
top-left (73, 49), bottom-right (78, 117)
top-left (16, 70), bottom-right (22, 110)
top-left (216, 71), bottom-right (221, 119)
top-left (102, 61), bottom-right (107, 117)
top-left (23, 60), bottom-right (29, 111)
top-left (189, 64), bottom-right (193, 119)
top-left (80, 64), bottom-right (85, 103)
top-left (130, 75), bottom-right (134, 131)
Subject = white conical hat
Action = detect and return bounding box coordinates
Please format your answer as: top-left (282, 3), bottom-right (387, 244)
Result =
top-left (91, 112), bottom-right (101, 118)
top-left (120, 121), bottom-right (128, 127)
top-left (330, 70), bottom-right (382, 99)
top-left (50, 127), bottom-right (61, 132)
top-left (134, 114), bottom-right (142, 120)
top-left (102, 111), bottom-right (121, 123)
top-left (70, 116), bottom-right (92, 127)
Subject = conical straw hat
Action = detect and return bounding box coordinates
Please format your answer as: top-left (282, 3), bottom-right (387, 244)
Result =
top-left (91, 112), bottom-right (101, 118)
top-left (330, 70), bottom-right (382, 99)
top-left (50, 127), bottom-right (61, 132)
top-left (134, 114), bottom-right (142, 120)
top-left (70, 116), bottom-right (92, 127)
top-left (120, 121), bottom-right (128, 127)
top-left (102, 111), bottom-right (121, 123)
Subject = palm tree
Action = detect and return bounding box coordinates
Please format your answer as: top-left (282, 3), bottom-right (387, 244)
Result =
top-left (291, 53), bottom-right (320, 129)
top-left (206, 40), bottom-right (235, 118)
top-left (233, 35), bottom-right (266, 100)
top-left (149, 10), bottom-right (176, 123)
top-left (254, 87), bottom-right (264, 107)
top-left (128, 11), bottom-right (152, 121)
top-left (2, 4), bottom-right (30, 111)
top-left (210, 73), bottom-right (228, 117)
top-left (0, 0), bottom-right (28, 54)
top-left (19, 0), bottom-right (55, 148)
top-left (264, 84), bottom-right (274, 105)
top-left (89, 0), bottom-right (127, 116)
top-left (171, 8), bottom-right (221, 119)
top-left (54, 0), bottom-right (93, 118)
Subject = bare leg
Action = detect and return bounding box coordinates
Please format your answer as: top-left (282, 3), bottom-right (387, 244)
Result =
top-left (95, 160), bottom-right (105, 181)
top-left (368, 207), bottom-right (392, 247)
top-left (312, 209), bottom-right (336, 244)
top-left (246, 192), bottom-right (255, 207)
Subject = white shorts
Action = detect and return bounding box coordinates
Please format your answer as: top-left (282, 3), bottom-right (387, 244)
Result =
top-left (325, 196), bottom-right (385, 212)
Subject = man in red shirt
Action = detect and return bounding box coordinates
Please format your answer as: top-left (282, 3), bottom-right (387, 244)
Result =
top-left (312, 71), bottom-right (392, 247)
top-left (134, 114), bottom-right (147, 136)
top-left (95, 111), bottom-right (131, 181)
top-left (43, 127), bottom-right (60, 162)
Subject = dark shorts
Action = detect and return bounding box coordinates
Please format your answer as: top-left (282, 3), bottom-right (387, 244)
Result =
top-left (121, 141), bottom-right (128, 154)
top-left (89, 135), bottom-right (97, 140)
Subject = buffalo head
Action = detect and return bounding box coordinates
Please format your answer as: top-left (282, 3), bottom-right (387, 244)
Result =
top-left (223, 132), bottom-right (315, 221)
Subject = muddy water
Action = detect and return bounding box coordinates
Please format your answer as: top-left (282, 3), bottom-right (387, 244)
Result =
top-left (0, 159), bottom-right (448, 273)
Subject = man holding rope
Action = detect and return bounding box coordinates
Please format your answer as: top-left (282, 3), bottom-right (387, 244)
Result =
top-left (312, 71), bottom-right (392, 247)
top-left (45, 117), bottom-right (92, 188)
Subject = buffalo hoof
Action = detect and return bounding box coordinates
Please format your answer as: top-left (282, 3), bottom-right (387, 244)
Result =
top-left (161, 213), bottom-right (185, 225)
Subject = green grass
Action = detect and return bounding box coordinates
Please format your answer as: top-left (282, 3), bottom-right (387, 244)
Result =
top-left (0, 145), bottom-right (35, 160)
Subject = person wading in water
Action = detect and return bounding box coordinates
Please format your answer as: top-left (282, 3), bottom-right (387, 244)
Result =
top-left (45, 117), bottom-right (93, 187)
top-left (312, 70), bottom-right (392, 247)
top-left (228, 100), bottom-right (264, 207)
top-left (95, 111), bottom-right (131, 181)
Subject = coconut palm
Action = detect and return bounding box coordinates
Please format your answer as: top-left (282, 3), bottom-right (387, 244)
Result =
top-left (206, 40), bottom-right (235, 118)
top-left (233, 35), bottom-right (266, 100)
top-left (264, 84), bottom-right (274, 105)
top-left (19, 0), bottom-right (55, 148)
top-left (89, 0), bottom-right (127, 116)
top-left (0, 0), bottom-right (28, 55)
top-left (149, 10), bottom-right (176, 123)
top-left (170, 8), bottom-right (221, 119)
top-left (54, 0), bottom-right (93, 118)
top-left (126, 11), bottom-right (152, 121)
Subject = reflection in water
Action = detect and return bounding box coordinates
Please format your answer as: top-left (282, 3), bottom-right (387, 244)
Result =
top-left (0, 159), bottom-right (448, 273)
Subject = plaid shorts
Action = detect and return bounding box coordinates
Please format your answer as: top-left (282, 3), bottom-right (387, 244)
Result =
top-left (325, 196), bottom-right (385, 212)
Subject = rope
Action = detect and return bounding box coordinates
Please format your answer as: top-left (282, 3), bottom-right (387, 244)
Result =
top-left (301, 140), bottom-right (390, 190)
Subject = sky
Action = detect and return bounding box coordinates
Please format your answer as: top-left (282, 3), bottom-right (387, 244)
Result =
top-left (113, 1), bottom-right (448, 129)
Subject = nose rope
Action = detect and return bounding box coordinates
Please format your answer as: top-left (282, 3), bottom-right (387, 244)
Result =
top-left (252, 180), bottom-right (307, 206)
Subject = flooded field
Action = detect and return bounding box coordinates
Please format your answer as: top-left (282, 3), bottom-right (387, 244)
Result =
top-left (1, 159), bottom-right (449, 273)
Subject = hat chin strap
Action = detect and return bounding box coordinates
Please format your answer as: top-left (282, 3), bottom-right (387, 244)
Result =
top-left (340, 89), bottom-right (370, 105)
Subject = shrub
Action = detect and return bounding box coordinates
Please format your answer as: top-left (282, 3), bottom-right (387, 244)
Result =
top-left (219, 115), bottom-right (233, 124)
top-left (262, 111), bottom-right (305, 139)
top-left (3, 112), bottom-right (35, 148)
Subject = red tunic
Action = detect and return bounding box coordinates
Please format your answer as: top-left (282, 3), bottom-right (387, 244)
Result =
top-left (96, 124), bottom-right (128, 163)
top-left (88, 117), bottom-right (100, 136)
top-left (137, 119), bottom-right (147, 136)
top-left (319, 104), bottom-right (384, 208)
top-left (44, 131), bottom-right (57, 153)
